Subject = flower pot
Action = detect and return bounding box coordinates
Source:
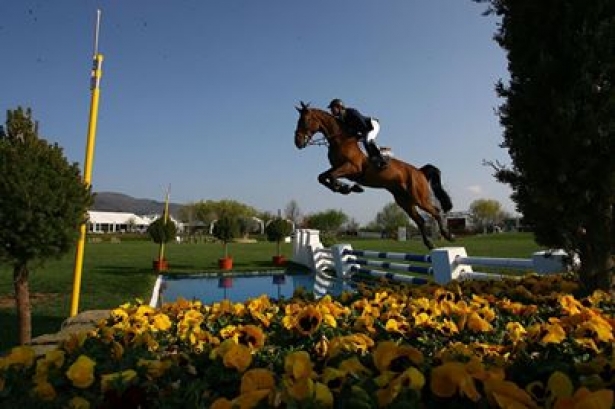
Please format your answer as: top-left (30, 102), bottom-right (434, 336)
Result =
top-left (153, 259), bottom-right (169, 273)
top-left (218, 257), bottom-right (233, 270)
top-left (272, 255), bottom-right (286, 266)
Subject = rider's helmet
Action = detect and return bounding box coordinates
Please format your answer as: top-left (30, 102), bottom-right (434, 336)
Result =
top-left (328, 98), bottom-right (345, 109)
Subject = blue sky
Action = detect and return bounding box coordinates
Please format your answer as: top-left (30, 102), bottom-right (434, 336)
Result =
top-left (1, 1), bottom-right (515, 224)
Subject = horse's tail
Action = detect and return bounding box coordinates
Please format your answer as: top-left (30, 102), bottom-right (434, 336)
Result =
top-left (420, 164), bottom-right (453, 213)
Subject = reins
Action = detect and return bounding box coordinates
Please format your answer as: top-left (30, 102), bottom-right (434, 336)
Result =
top-left (307, 135), bottom-right (328, 147)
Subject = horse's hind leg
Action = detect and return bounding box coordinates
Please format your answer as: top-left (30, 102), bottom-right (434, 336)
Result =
top-left (393, 192), bottom-right (434, 250)
top-left (417, 202), bottom-right (454, 242)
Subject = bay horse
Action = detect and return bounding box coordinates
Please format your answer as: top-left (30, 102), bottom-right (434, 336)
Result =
top-left (293, 101), bottom-right (454, 250)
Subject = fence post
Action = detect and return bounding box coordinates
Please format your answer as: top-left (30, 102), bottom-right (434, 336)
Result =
top-left (531, 249), bottom-right (571, 274)
top-left (331, 243), bottom-right (356, 282)
top-left (292, 229), bottom-right (323, 268)
top-left (430, 247), bottom-right (471, 284)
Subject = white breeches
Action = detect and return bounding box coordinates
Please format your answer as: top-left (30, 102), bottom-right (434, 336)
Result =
top-left (366, 118), bottom-right (380, 142)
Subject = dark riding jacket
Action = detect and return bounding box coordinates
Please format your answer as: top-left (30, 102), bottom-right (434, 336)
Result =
top-left (338, 108), bottom-right (373, 138)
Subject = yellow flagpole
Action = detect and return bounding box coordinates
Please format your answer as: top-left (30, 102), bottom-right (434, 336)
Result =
top-left (157, 185), bottom-right (171, 265)
top-left (71, 9), bottom-right (104, 317)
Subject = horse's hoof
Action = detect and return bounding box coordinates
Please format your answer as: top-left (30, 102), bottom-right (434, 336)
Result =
top-left (351, 184), bottom-right (364, 193)
top-left (339, 185), bottom-right (352, 195)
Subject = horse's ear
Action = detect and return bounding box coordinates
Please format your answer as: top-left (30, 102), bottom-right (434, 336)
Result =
top-left (299, 101), bottom-right (310, 110)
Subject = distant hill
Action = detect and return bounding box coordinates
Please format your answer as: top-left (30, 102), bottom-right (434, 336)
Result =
top-left (92, 192), bottom-right (184, 217)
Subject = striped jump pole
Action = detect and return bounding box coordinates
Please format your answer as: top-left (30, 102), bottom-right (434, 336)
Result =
top-left (332, 244), bottom-right (440, 286)
top-left (343, 249), bottom-right (433, 276)
top-left (348, 264), bottom-right (431, 285)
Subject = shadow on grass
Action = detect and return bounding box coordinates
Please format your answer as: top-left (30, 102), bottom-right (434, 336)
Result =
top-left (0, 310), bottom-right (65, 353)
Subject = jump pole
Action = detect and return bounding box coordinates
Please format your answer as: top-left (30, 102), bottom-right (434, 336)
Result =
top-left (70, 9), bottom-right (104, 317)
top-left (157, 185), bottom-right (171, 265)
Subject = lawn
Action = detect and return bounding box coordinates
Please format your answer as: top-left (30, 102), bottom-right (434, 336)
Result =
top-left (0, 232), bottom-right (541, 351)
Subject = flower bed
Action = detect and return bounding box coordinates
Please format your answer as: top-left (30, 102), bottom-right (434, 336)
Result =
top-left (1, 274), bottom-right (613, 408)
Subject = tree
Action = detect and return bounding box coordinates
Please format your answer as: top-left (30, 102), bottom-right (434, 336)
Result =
top-left (284, 199), bottom-right (302, 226)
top-left (469, 199), bottom-right (504, 233)
top-left (304, 209), bottom-right (348, 233)
top-left (374, 202), bottom-right (412, 238)
top-left (193, 199), bottom-right (257, 228)
top-left (265, 217), bottom-right (294, 257)
top-left (0, 107), bottom-right (93, 344)
top-left (147, 217), bottom-right (177, 244)
top-left (304, 209), bottom-right (348, 247)
top-left (212, 214), bottom-right (240, 259)
top-left (476, 0), bottom-right (615, 291)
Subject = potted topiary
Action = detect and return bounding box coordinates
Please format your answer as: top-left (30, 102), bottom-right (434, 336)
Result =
top-left (212, 214), bottom-right (240, 270)
top-left (147, 216), bottom-right (177, 272)
top-left (265, 217), bottom-right (293, 266)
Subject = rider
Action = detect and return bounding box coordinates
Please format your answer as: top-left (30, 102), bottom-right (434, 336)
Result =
top-left (327, 98), bottom-right (387, 169)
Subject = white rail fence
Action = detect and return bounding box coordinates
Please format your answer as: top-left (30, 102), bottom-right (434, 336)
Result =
top-left (292, 229), bottom-right (571, 298)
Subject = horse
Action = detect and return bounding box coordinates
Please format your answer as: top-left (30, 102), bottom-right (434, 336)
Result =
top-left (293, 101), bottom-right (454, 250)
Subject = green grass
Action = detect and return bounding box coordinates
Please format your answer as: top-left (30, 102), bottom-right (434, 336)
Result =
top-left (0, 232), bottom-right (541, 351)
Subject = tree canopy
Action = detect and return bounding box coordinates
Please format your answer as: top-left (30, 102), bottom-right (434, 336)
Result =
top-left (191, 199), bottom-right (257, 225)
top-left (305, 209), bottom-right (348, 233)
top-left (0, 107), bottom-right (92, 266)
top-left (477, 0), bottom-right (615, 291)
top-left (374, 202), bottom-right (412, 237)
top-left (469, 199), bottom-right (507, 232)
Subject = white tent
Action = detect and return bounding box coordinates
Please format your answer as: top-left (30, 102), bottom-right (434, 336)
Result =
top-left (87, 211), bottom-right (150, 233)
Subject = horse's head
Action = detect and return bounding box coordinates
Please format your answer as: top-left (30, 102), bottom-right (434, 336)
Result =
top-left (294, 101), bottom-right (320, 149)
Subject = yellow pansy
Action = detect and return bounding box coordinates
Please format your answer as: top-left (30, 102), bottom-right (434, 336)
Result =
top-left (6, 345), bottom-right (36, 368)
top-left (285, 377), bottom-right (314, 401)
top-left (222, 343), bottom-right (252, 373)
top-left (68, 396), bottom-right (91, 409)
top-left (430, 362), bottom-right (481, 402)
top-left (284, 351), bottom-right (313, 381)
top-left (314, 382), bottom-right (334, 407)
top-left (240, 368), bottom-right (276, 394)
top-left (100, 369), bottom-right (137, 393)
top-left (233, 389), bottom-right (271, 409)
top-left (506, 322), bottom-right (527, 344)
top-left (483, 379), bottom-right (538, 409)
top-left (137, 358), bottom-right (172, 378)
top-left (209, 397), bottom-right (233, 409)
top-left (33, 380), bottom-right (57, 401)
top-left (541, 323), bottom-right (567, 344)
top-left (237, 324), bottom-right (266, 350)
top-left (553, 387), bottom-right (613, 409)
top-left (43, 349), bottom-right (65, 368)
top-left (151, 313), bottom-right (172, 331)
top-left (295, 305), bottom-right (323, 336)
top-left (559, 294), bottom-right (584, 315)
top-left (66, 355), bottom-right (96, 389)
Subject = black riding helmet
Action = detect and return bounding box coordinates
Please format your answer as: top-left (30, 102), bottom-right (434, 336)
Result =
top-left (328, 98), bottom-right (344, 109)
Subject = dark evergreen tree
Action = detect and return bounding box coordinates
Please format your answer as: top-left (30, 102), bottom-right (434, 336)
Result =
top-left (476, 0), bottom-right (615, 292)
top-left (0, 107), bottom-right (93, 343)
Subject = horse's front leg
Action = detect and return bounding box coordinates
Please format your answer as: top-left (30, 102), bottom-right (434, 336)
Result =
top-left (318, 170), bottom-right (345, 193)
top-left (326, 163), bottom-right (365, 195)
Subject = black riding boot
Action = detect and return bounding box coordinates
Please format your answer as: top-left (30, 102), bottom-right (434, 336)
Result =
top-left (363, 140), bottom-right (387, 169)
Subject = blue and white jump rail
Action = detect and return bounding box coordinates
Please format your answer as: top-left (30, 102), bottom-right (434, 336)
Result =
top-left (291, 229), bottom-right (570, 298)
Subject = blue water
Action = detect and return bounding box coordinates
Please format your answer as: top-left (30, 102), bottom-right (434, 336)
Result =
top-left (158, 272), bottom-right (315, 305)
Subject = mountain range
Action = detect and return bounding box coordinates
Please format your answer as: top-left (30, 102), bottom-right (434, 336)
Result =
top-left (91, 192), bottom-right (184, 217)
